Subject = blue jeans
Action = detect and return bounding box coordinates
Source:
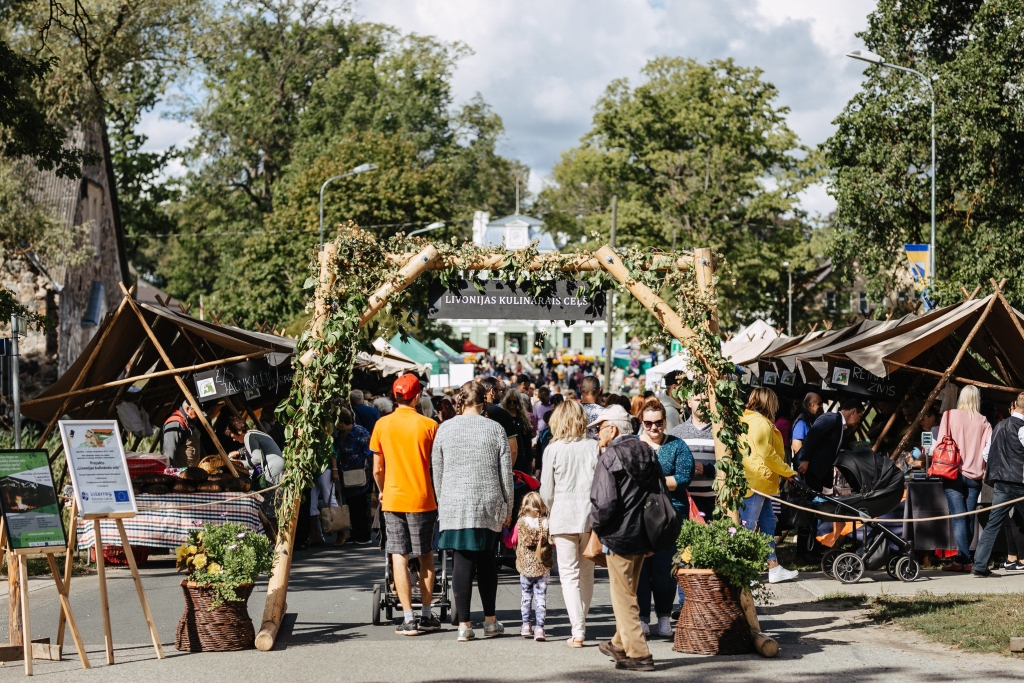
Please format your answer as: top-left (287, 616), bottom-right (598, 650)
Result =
top-left (974, 482), bottom-right (1024, 570)
top-left (637, 549), bottom-right (675, 621)
top-left (740, 494), bottom-right (778, 563)
top-left (943, 474), bottom-right (983, 563)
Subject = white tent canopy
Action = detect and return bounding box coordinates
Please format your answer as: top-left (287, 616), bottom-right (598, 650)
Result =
top-left (645, 352), bottom-right (689, 388)
top-left (722, 319), bottom-right (784, 364)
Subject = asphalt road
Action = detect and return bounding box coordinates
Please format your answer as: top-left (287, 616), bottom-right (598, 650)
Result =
top-left (1, 543), bottom-right (1024, 682)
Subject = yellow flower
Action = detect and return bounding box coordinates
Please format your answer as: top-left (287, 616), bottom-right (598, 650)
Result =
top-left (681, 547), bottom-right (692, 564)
top-left (187, 545), bottom-right (198, 555)
top-left (208, 562), bottom-right (222, 575)
top-left (193, 554), bottom-right (208, 569)
top-left (175, 545), bottom-right (189, 561)
top-left (197, 532), bottom-right (204, 541)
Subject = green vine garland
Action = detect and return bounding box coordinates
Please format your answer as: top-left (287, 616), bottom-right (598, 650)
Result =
top-left (275, 227), bottom-right (747, 521)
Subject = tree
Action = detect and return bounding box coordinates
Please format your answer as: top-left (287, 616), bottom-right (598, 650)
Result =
top-left (824, 0), bottom-right (1024, 307)
top-left (538, 57), bottom-right (820, 331)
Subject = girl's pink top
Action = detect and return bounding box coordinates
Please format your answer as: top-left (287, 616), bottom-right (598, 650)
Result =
top-left (939, 409), bottom-right (992, 480)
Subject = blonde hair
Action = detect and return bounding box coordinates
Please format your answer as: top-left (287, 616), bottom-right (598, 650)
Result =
top-left (519, 491), bottom-right (547, 518)
top-left (549, 400), bottom-right (588, 441)
top-left (746, 387), bottom-right (779, 421)
top-left (957, 385), bottom-right (980, 415)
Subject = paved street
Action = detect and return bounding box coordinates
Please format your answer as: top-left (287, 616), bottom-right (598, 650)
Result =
top-left (1, 544), bottom-right (1024, 682)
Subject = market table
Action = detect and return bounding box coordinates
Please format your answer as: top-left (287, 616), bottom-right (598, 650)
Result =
top-left (75, 492), bottom-right (265, 551)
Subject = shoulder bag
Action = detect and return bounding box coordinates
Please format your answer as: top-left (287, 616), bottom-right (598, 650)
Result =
top-left (319, 484), bottom-right (352, 533)
top-left (927, 420), bottom-right (961, 480)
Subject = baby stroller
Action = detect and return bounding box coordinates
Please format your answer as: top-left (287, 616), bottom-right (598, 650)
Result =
top-left (801, 448), bottom-right (918, 584)
top-left (372, 516), bottom-right (454, 626)
top-left (496, 470), bottom-right (541, 569)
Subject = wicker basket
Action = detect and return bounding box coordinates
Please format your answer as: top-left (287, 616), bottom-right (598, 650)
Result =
top-left (98, 544), bottom-right (151, 567)
top-left (175, 580), bottom-right (256, 652)
top-left (673, 569), bottom-right (753, 655)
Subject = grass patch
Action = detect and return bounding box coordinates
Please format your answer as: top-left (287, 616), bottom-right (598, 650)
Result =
top-left (870, 592), bottom-right (1024, 658)
top-left (815, 591), bottom-right (869, 609)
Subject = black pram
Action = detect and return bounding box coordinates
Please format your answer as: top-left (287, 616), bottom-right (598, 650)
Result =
top-left (802, 448), bottom-right (918, 584)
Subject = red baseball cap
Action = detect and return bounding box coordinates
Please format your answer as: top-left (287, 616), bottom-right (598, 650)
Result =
top-left (392, 373), bottom-right (422, 401)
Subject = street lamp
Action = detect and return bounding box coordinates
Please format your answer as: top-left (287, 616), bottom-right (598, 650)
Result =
top-left (407, 221), bottom-right (445, 239)
top-left (847, 49), bottom-right (937, 282)
top-left (782, 262), bottom-right (792, 336)
top-left (319, 162), bottom-right (378, 248)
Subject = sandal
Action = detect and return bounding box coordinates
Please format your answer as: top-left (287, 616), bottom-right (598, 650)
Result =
top-left (566, 637), bottom-right (584, 648)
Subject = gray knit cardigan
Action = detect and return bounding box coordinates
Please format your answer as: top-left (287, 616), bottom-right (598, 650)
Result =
top-left (431, 414), bottom-right (514, 533)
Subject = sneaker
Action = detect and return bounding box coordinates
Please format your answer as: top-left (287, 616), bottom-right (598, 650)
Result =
top-left (657, 616), bottom-right (673, 638)
top-left (534, 627), bottom-right (546, 642)
top-left (616, 655), bottom-right (655, 672)
top-left (640, 620), bottom-right (650, 637)
top-left (521, 623), bottom-right (533, 638)
top-left (598, 640), bottom-right (626, 662)
top-left (1005, 561), bottom-right (1024, 572)
top-left (419, 614), bottom-right (441, 632)
top-left (457, 625), bottom-right (475, 642)
top-left (395, 620), bottom-right (420, 636)
top-left (768, 565), bottom-right (799, 584)
top-left (482, 620), bottom-right (505, 638)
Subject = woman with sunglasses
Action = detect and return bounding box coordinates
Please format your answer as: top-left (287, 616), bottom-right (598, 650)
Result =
top-left (636, 397), bottom-right (694, 638)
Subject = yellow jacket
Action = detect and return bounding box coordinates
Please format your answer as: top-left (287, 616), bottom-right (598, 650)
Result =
top-left (739, 410), bottom-right (796, 497)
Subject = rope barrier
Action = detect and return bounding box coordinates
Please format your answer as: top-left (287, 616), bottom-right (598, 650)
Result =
top-left (749, 485), bottom-right (1024, 524)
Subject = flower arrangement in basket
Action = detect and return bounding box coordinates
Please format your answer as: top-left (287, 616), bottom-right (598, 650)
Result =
top-left (676, 518), bottom-right (772, 598)
top-left (176, 522), bottom-right (274, 608)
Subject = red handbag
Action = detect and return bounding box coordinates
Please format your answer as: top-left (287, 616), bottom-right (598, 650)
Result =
top-left (928, 433), bottom-right (962, 480)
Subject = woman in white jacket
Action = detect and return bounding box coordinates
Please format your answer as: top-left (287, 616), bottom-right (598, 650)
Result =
top-left (539, 400), bottom-right (600, 647)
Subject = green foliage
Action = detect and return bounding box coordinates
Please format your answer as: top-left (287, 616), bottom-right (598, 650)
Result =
top-left (824, 0), bottom-right (1024, 308)
top-left (176, 522), bottom-right (274, 609)
top-left (537, 56), bottom-right (821, 331)
top-left (676, 518), bottom-right (771, 600)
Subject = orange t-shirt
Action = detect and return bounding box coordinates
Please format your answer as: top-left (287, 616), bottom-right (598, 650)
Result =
top-left (370, 405), bottom-right (439, 513)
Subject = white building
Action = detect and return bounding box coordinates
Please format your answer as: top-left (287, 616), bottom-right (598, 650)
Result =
top-left (453, 211), bottom-right (627, 358)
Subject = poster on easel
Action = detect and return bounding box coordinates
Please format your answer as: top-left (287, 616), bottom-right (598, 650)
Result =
top-left (58, 420), bottom-right (137, 518)
top-left (0, 450), bottom-right (66, 550)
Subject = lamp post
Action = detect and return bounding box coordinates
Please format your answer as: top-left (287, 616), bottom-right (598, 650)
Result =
top-left (847, 49), bottom-right (937, 282)
top-left (407, 221), bottom-right (445, 239)
top-left (319, 162), bottom-right (378, 248)
top-left (782, 262), bottom-right (792, 336)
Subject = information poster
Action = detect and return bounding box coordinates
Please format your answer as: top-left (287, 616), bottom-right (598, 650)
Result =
top-left (59, 420), bottom-right (137, 517)
top-left (0, 450), bottom-right (67, 549)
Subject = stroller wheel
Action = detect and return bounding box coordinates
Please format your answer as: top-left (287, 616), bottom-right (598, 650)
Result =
top-left (886, 555), bottom-right (900, 580)
top-left (895, 555), bottom-right (920, 582)
top-left (821, 549), bottom-right (841, 579)
top-left (372, 584), bottom-right (382, 625)
top-left (833, 552), bottom-right (865, 584)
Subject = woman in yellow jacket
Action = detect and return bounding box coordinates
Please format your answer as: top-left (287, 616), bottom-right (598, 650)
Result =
top-left (739, 387), bottom-right (799, 584)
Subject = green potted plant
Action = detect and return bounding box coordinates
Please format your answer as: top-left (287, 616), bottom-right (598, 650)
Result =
top-left (175, 522), bottom-right (274, 652)
top-left (673, 518), bottom-right (771, 655)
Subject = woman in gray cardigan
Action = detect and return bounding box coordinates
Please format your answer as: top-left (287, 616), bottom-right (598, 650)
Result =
top-left (433, 381), bottom-right (514, 642)
top-left (539, 400), bottom-right (600, 647)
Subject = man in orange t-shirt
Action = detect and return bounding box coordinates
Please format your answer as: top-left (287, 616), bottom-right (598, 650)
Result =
top-left (370, 373), bottom-right (439, 636)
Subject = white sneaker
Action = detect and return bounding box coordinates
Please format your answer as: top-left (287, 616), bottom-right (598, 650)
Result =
top-left (768, 565), bottom-right (799, 584)
top-left (657, 616), bottom-right (673, 638)
top-left (457, 625), bottom-right (475, 642)
top-left (640, 620), bottom-right (650, 637)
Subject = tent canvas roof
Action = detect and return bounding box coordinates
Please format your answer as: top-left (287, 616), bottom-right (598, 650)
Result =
top-left (387, 334), bottom-right (447, 375)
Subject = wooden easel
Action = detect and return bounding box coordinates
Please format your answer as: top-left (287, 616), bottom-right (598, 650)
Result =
top-left (84, 512), bottom-right (164, 664)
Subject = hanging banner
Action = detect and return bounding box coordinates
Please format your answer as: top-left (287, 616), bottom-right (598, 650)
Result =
top-left (0, 449), bottom-right (66, 549)
top-left (59, 420), bottom-right (137, 518)
top-left (428, 279), bottom-right (605, 321)
top-left (192, 358), bottom-right (294, 403)
top-left (824, 361), bottom-right (906, 399)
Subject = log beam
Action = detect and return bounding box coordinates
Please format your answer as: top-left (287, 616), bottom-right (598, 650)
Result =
top-left (384, 251), bottom-right (692, 272)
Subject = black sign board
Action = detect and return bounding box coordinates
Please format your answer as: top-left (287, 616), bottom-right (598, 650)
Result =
top-left (428, 279), bottom-right (605, 321)
top-left (192, 358), bottom-right (294, 403)
top-left (824, 361), bottom-right (906, 400)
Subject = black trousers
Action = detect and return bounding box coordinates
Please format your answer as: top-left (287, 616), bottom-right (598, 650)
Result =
top-left (345, 491), bottom-right (371, 543)
top-left (1004, 510), bottom-right (1024, 557)
top-left (452, 548), bottom-right (498, 622)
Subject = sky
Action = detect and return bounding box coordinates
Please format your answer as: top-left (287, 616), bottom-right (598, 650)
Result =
top-left (140, 0), bottom-right (878, 217)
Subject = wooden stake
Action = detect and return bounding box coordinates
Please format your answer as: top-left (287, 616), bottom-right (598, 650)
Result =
top-left (93, 521), bottom-right (114, 665)
top-left (115, 520), bottom-right (164, 659)
top-left (19, 558), bottom-right (30, 675)
top-left (57, 499), bottom-right (78, 648)
top-left (739, 589), bottom-right (779, 658)
top-left (45, 554), bottom-right (89, 669)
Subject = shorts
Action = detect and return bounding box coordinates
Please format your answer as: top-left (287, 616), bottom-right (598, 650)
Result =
top-left (384, 510), bottom-right (437, 557)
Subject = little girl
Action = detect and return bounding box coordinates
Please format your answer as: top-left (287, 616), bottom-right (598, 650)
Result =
top-left (516, 492), bottom-right (554, 641)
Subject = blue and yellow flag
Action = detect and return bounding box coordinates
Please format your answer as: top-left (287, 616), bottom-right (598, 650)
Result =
top-left (904, 244), bottom-right (931, 284)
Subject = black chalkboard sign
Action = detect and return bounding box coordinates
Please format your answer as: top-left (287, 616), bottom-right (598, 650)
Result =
top-left (428, 279), bottom-right (605, 321)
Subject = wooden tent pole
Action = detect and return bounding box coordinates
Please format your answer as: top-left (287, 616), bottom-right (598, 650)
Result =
top-left (117, 283), bottom-right (240, 477)
top-left (871, 372), bottom-right (929, 452)
top-left (884, 360), bottom-right (1024, 394)
top-left (889, 287), bottom-right (1003, 460)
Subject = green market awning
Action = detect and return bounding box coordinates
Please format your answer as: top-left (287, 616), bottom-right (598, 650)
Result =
top-left (388, 333), bottom-right (449, 375)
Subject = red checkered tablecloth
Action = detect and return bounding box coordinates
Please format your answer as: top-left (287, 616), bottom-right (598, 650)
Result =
top-left (75, 492), bottom-right (265, 550)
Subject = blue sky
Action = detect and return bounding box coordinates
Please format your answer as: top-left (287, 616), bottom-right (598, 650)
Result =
top-left (140, 0), bottom-right (878, 217)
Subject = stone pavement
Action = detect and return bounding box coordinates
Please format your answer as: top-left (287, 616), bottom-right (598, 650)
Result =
top-left (1, 544), bottom-right (1023, 682)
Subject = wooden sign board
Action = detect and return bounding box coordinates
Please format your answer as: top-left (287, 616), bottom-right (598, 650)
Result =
top-left (58, 420), bottom-right (137, 519)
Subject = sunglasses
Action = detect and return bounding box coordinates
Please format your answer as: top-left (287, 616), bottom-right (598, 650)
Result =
top-left (643, 420), bottom-right (664, 429)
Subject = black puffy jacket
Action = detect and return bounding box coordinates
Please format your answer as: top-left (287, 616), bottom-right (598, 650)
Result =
top-left (588, 435), bottom-right (663, 555)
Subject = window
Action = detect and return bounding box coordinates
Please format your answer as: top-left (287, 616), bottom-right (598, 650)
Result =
top-left (858, 291), bottom-right (869, 314)
top-left (487, 333), bottom-right (496, 349)
top-left (825, 291), bottom-right (836, 312)
top-left (583, 332), bottom-right (593, 348)
top-left (562, 333), bottom-right (572, 349)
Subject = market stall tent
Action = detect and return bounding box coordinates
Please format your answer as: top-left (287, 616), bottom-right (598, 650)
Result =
top-left (645, 352), bottom-right (689, 388)
top-left (386, 333), bottom-right (448, 376)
